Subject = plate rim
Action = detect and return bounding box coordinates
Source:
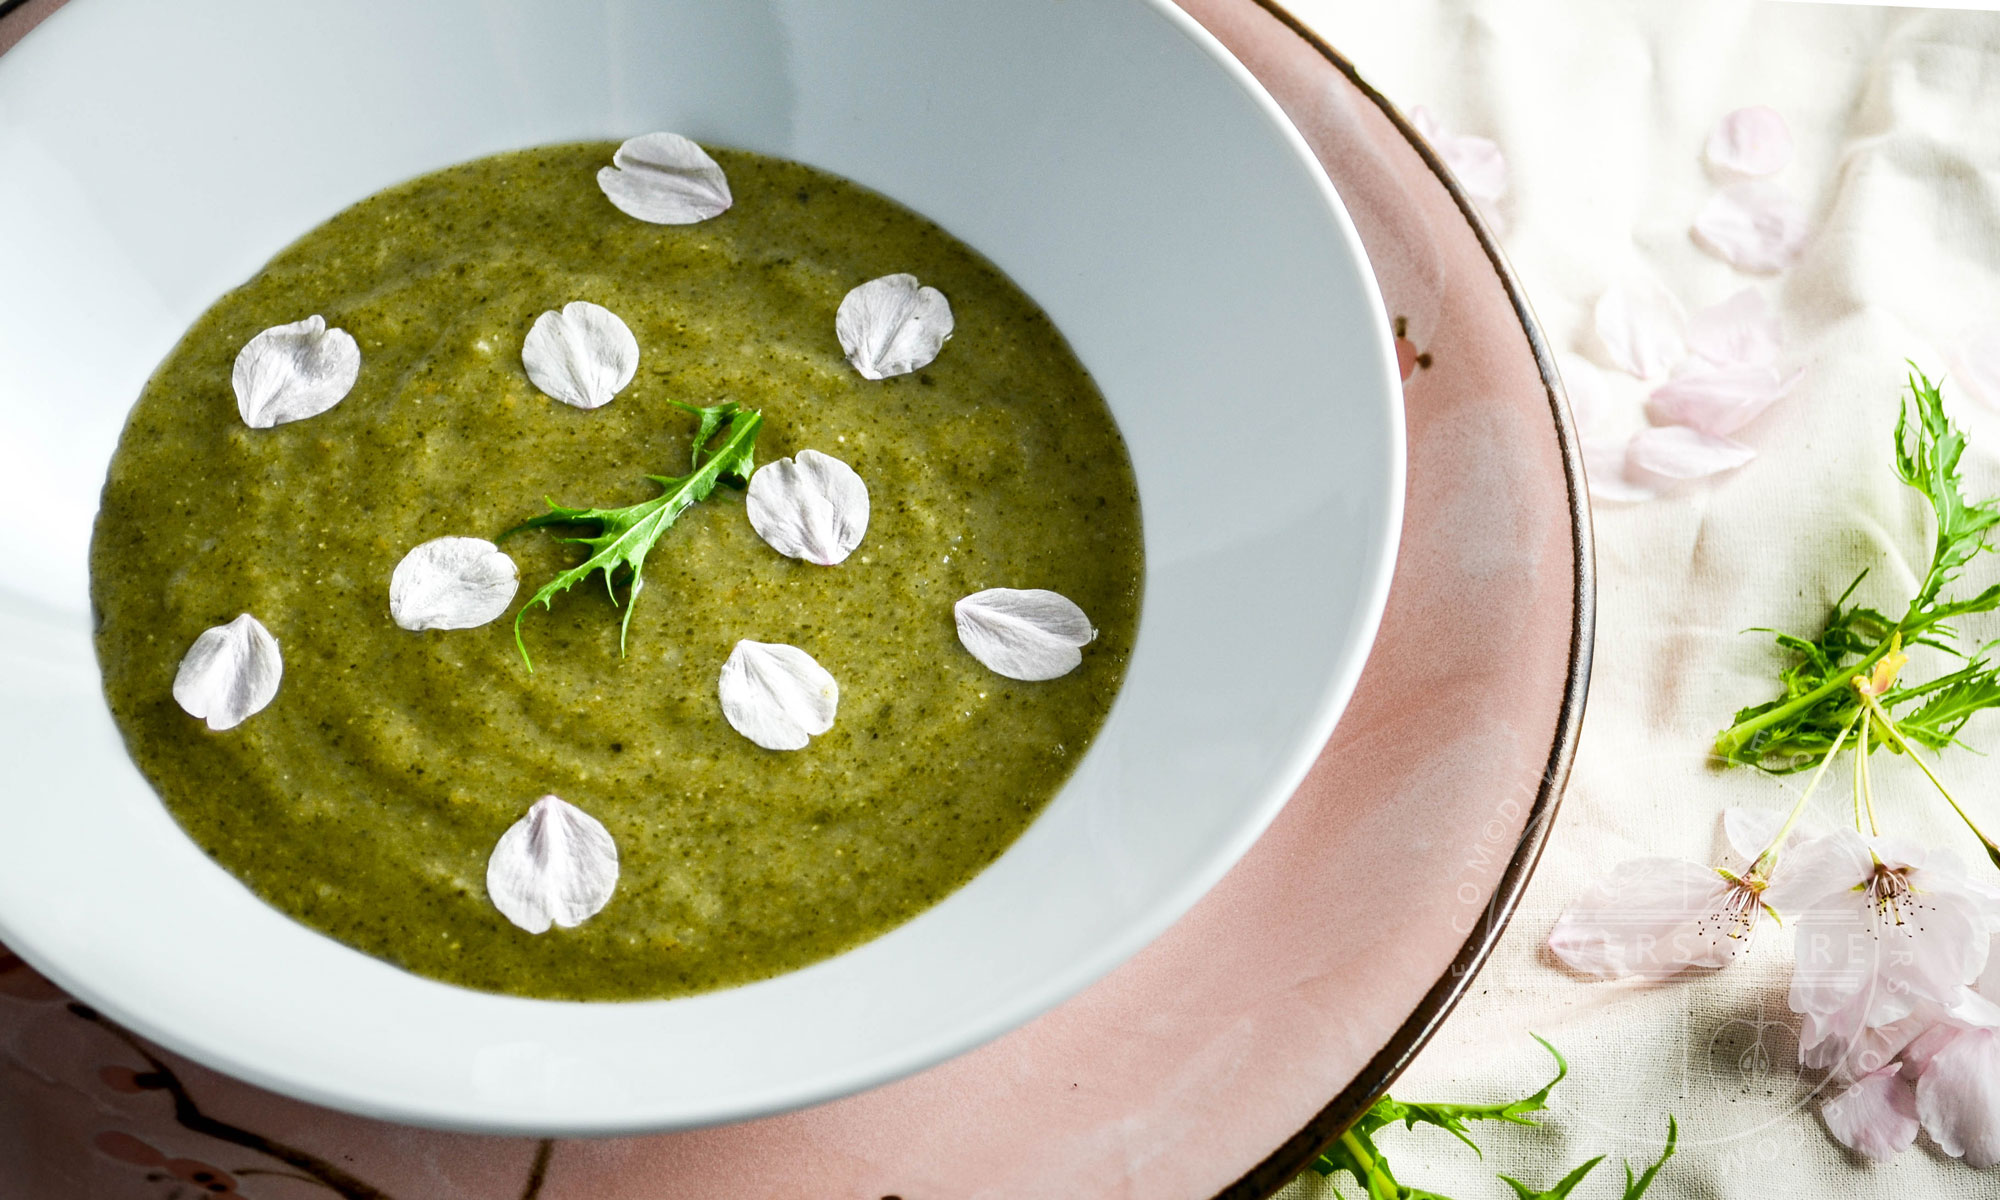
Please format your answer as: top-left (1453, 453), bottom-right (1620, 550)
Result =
top-left (1213, 3), bottom-right (1595, 1196)
top-left (0, 0), bottom-right (1407, 1135)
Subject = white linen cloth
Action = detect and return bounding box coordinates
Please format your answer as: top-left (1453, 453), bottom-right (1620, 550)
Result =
top-left (1278, 1), bottom-right (2000, 1196)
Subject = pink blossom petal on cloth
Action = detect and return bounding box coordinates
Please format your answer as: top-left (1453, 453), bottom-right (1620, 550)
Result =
top-left (1821, 1067), bottom-right (1919, 1162)
top-left (1705, 106), bottom-right (1794, 177)
top-left (1627, 426), bottom-right (1756, 480)
top-left (1916, 1027), bottom-right (2000, 1167)
top-left (1692, 181), bottom-right (1809, 273)
top-left (1581, 434), bottom-right (1657, 503)
top-left (1647, 364), bottom-right (1802, 436)
top-left (1561, 354), bottom-right (1613, 437)
top-left (1594, 278), bottom-right (1687, 379)
top-left (1686, 287), bottom-right (1782, 367)
top-left (1548, 856), bottom-right (1755, 979)
top-left (1409, 105), bottom-right (1508, 203)
top-left (1943, 323), bottom-right (2000, 413)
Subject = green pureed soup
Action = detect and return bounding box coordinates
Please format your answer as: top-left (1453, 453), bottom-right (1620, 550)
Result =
top-left (90, 144), bottom-right (1143, 1001)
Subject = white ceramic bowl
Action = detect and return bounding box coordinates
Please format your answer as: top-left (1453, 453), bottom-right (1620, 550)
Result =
top-left (0, 0), bottom-right (1401, 1134)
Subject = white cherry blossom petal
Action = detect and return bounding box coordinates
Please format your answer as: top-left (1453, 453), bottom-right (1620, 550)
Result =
top-left (1560, 355), bottom-right (1613, 438)
top-left (485, 795), bottom-right (619, 934)
top-left (522, 301), bottom-right (639, 410)
top-left (1822, 1066), bottom-right (1920, 1162)
top-left (390, 537), bottom-right (519, 631)
top-left (1916, 1027), bottom-right (2000, 1167)
top-left (595, 132), bottom-right (732, 224)
top-left (1562, 357), bottom-right (1659, 502)
top-left (1548, 856), bottom-right (1758, 980)
top-left (718, 640), bottom-right (838, 751)
top-left (1594, 278), bottom-right (1687, 380)
top-left (1693, 181), bottom-right (1809, 273)
top-left (1722, 806), bottom-right (1791, 866)
top-left (1705, 106), bottom-right (1793, 177)
top-left (954, 588), bottom-right (1096, 682)
top-left (1409, 106), bottom-right (1508, 204)
top-left (1687, 288), bottom-right (1782, 368)
top-left (1647, 364), bottom-right (1802, 436)
top-left (1943, 323), bottom-right (2000, 413)
top-left (745, 450), bottom-right (870, 565)
top-left (172, 614), bottom-right (283, 731)
top-left (1627, 426), bottom-right (1757, 480)
top-left (1582, 434), bottom-right (1658, 503)
top-left (1761, 826), bottom-right (1875, 915)
top-left (1838, 1010), bottom-right (1941, 1080)
top-left (232, 315), bottom-right (360, 428)
top-left (835, 273), bottom-right (954, 380)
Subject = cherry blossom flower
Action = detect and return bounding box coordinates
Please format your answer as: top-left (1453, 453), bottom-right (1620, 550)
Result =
top-left (1549, 807), bottom-right (1805, 980)
top-left (1786, 832), bottom-right (2000, 1068)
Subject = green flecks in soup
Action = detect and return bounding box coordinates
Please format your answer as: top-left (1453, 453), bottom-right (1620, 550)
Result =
top-left (89, 144), bottom-right (1143, 1001)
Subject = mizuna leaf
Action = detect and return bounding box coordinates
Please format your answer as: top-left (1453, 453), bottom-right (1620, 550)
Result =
top-left (501, 401), bottom-right (761, 670)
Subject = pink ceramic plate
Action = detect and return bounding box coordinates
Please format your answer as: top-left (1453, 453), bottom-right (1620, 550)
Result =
top-left (0, 0), bottom-right (1589, 1196)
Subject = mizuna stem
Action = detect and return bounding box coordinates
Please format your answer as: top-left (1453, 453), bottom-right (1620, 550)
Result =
top-left (1860, 690), bottom-right (2000, 867)
top-left (1750, 708), bottom-right (1859, 879)
top-left (1714, 641), bottom-right (1892, 759)
top-left (1336, 1130), bottom-right (1399, 1200)
top-left (1858, 707), bottom-right (1882, 836)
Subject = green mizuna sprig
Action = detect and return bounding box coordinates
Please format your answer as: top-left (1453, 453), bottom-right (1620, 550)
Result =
top-left (1712, 369), bottom-right (2000, 866)
top-left (1310, 1038), bottom-right (1677, 1200)
top-left (499, 400), bottom-right (761, 671)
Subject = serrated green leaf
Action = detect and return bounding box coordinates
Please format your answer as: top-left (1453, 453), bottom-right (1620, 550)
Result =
top-left (1620, 1116), bottom-right (1677, 1200)
top-left (1897, 369), bottom-right (2000, 612)
top-left (1888, 665), bottom-right (2000, 749)
top-left (1715, 371), bottom-right (2000, 771)
top-left (1498, 1156), bottom-right (1603, 1200)
top-left (499, 401), bottom-right (762, 670)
